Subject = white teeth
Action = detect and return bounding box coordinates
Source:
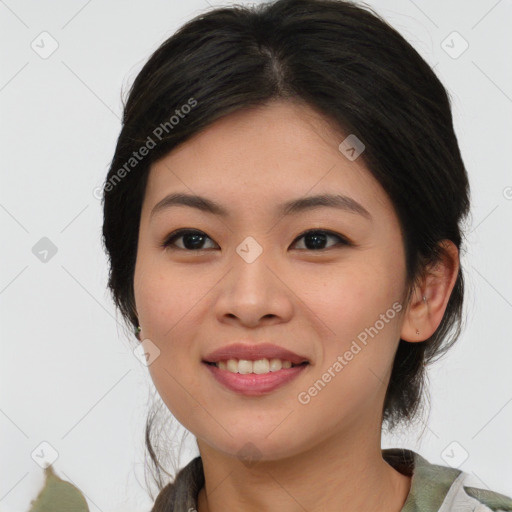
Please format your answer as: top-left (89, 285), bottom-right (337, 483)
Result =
top-left (253, 359), bottom-right (269, 374)
top-left (226, 359), bottom-right (238, 372)
top-left (238, 359), bottom-right (253, 374)
top-left (214, 358), bottom-right (295, 374)
top-left (269, 358), bottom-right (283, 372)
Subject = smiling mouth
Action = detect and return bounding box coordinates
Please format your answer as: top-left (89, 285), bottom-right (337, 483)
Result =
top-left (203, 359), bottom-right (310, 396)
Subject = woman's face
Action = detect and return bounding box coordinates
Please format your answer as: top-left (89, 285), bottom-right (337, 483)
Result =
top-left (134, 100), bottom-right (410, 461)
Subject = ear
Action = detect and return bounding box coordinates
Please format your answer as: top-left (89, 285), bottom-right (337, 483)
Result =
top-left (400, 240), bottom-right (460, 342)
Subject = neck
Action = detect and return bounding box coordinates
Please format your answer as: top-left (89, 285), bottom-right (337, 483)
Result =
top-left (196, 420), bottom-right (411, 512)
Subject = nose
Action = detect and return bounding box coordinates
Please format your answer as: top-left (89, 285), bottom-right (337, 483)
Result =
top-left (214, 243), bottom-right (294, 328)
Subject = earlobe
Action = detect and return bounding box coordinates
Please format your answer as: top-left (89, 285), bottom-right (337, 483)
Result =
top-left (400, 293), bottom-right (429, 342)
top-left (400, 240), bottom-right (459, 343)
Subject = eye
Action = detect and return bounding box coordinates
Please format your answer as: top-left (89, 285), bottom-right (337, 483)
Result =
top-left (161, 229), bottom-right (217, 251)
top-left (291, 229), bottom-right (351, 251)
top-left (161, 228), bottom-right (351, 252)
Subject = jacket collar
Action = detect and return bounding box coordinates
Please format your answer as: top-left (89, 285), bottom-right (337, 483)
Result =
top-left (153, 448), bottom-right (464, 512)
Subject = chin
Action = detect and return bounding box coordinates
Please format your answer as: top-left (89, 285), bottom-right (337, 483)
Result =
top-left (203, 433), bottom-right (305, 465)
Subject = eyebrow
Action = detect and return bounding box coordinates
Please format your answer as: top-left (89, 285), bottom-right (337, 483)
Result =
top-left (150, 192), bottom-right (372, 220)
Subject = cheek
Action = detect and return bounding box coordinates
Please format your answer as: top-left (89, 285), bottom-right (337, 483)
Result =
top-left (135, 263), bottom-right (207, 425)
top-left (298, 257), bottom-right (403, 338)
top-left (134, 253), bottom-right (205, 336)
top-left (134, 256), bottom-right (211, 409)
top-left (293, 276), bottom-right (403, 428)
top-left (297, 254), bottom-right (405, 384)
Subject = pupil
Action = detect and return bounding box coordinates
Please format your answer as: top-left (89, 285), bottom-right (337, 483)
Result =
top-left (184, 233), bottom-right (204, 250)
top-left (305, 232), bottom-right (326, 250)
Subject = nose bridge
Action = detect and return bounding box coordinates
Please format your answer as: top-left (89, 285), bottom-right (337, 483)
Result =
top-left (235, 234), bottom-right (267, 266)
top-left (231, 234), bottom-right (274, 295)
top-left (214, 233), bottom-right (292, 324)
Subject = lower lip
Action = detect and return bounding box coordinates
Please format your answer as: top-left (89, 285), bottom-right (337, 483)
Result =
top-left (203, 362), bottom-right (308, 396)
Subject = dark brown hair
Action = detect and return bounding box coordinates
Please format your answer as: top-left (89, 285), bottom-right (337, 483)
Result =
top-left (101, 0), bottom-right (470, 505)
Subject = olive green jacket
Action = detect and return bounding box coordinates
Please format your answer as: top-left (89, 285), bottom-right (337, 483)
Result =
top-left (151, 449), bottom-right (512, 512)
top-left (27, 448), bottom-right (512, 511)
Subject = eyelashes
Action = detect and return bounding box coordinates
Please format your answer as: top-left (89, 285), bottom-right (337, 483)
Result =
top-left (162, 229), bottom-right (217, 251)
top-left (161, 228), bottom-right (352, 252)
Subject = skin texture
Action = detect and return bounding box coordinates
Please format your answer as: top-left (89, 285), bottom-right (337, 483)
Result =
top-left (133, 100), bottom-right (459, 512)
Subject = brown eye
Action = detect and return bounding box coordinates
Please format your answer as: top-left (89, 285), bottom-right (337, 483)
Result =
top-left (161, 228), bottom-right (350, 252)
top-left (162, 229), bottom-right (218, 251)
top-left (291, 230), bottom-right (350, 251)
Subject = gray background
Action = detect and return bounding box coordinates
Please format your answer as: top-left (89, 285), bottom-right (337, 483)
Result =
top-left (1, 0), bottom-right (511, 510)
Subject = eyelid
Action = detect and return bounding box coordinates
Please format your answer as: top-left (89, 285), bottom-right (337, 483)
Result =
top-left (161, 228), bottom-right (218, 250)
top-left (161, 228), bottom-right (352, 250)
top-left (292, 228), bottom-right (352, 247)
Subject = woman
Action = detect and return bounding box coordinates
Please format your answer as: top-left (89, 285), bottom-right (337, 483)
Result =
top-left (98, 0), bottom-right (512, 511)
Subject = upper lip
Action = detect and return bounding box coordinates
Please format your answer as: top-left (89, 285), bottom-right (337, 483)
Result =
top-left (203, 343), bottom-right (309, 365)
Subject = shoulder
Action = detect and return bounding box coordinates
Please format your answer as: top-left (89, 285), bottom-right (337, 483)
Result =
top-left (383, 448), bottom-right (512, 512)
top-left (462, 485), bottom-right (512, 511)
top-left (438, 471), bottom-right (512, 512)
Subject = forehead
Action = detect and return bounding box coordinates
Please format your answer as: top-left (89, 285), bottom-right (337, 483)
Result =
top-left (143, 100), bottom-right (392, 219)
